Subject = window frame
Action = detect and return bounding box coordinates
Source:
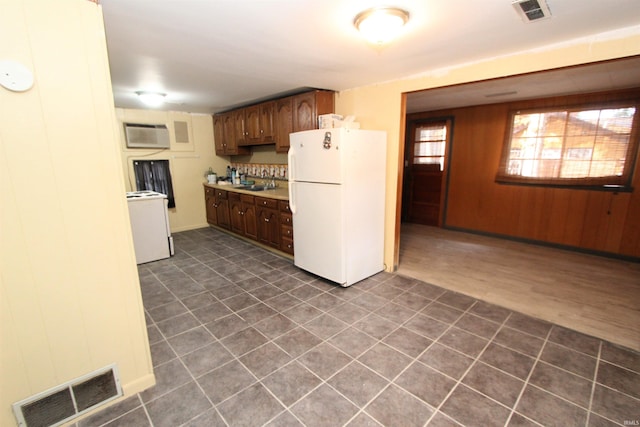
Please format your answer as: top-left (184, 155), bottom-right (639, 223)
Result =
top-left (496, 100), bottom-right (640, 190)
top-left (410, 120), bottom-right (448, 171)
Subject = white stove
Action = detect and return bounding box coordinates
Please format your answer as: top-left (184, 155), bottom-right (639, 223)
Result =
top-left (126, 190), bottom-right (166, 199)
top-left (126, 191), bottom-right (174, 264)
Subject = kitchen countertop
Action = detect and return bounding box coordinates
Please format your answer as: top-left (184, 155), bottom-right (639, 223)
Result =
top-left (204, 182), bottom-right (290, 201)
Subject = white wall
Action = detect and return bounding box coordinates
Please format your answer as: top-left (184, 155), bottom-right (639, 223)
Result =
top-left (116, 108), bottom-right (225, 232)
top-left (0, 1), bottom-right (154, 425)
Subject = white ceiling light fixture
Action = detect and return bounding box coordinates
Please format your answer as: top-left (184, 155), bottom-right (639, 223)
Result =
top-left (136, 91), bottom-right (166, 107)
top-left (354, 7), bottom-right (410, 45)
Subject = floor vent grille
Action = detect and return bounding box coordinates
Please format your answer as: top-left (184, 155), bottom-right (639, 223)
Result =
top-left (13, 364), bottom-right (122, 427)
top-left (512, 0), bottom-right (551, 22)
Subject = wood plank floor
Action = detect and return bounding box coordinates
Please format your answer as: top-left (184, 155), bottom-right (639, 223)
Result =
top-left (397, 224), bottom-right (640, 351)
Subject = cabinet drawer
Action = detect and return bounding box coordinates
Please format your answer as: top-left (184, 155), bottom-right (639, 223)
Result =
top-left (255, 197), bottom-right (278, 209)
top-left (279, 201), bottom-right (291, 213)
top-left (281, 224), bottom-right (293, 238)
top-left (240, 194), bottom-right (255, 203)
top-left (228, 192), bottom-right (240, 201)
top-left (281, 236), bottom-right (294, 254)
top-left (216, 189), bottom-right (228, 199)
top-left (205, 187), bottom-right (215, 197)
top-left (280, 213), bottom-right (292, 226)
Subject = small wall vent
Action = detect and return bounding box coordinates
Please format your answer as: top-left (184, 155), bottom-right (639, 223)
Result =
top-left (13, 364), bottom-right (122, 427)
top-left (174, 120), bottom-right (190, 143)
top-left (512, 0), bottom-right (551, 22)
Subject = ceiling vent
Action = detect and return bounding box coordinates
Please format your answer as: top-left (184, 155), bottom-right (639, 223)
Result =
top-left (512, 0), bottom-right (551, 22)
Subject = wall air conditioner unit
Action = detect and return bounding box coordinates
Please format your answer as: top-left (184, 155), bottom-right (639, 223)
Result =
top-left (124, 123), bottom-right (170, 149)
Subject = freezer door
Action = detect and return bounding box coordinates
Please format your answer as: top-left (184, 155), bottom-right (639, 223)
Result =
top-left (289, 129), bottom-right (343, 184)
top-left (291, 181), bottom-right (345, 284)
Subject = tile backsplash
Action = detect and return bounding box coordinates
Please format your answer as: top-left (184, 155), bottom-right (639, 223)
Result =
top-left (231, 162), bottom-right (287, 180)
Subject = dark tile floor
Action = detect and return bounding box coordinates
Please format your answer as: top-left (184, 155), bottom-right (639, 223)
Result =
top-left (78, 227), bottom-right (640, 427)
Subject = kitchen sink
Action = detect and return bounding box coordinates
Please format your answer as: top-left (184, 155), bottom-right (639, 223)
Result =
top-left (235, 184), bottom-right (272, 192)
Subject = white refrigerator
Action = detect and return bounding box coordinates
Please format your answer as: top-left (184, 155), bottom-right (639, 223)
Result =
top-left (288, 128), bottom-right (387, 287)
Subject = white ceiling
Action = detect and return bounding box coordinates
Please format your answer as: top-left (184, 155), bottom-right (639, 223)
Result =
top-left (100, 0), bottom-right (640, 115)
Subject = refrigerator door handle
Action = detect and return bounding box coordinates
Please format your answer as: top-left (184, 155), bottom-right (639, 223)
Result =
top-left (288, 181), bottom-right (296, 214)
top-left (288, 150), bottom-right (297, 214)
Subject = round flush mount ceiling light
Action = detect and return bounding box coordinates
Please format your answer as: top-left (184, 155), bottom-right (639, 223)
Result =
top-left (136, 91), bottom-right (166, 107)
top-left (354, 7), bottom-right (410, 45)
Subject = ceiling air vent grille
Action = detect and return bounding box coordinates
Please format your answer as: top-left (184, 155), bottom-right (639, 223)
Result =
top-left (512, 0), bottom-right (551, 22)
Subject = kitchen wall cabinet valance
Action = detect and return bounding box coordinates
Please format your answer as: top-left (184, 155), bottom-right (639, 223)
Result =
top-left (213, 90), bottom-right (334, 155)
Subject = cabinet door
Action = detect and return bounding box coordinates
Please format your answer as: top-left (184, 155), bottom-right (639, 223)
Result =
top-left (257, 207), bottom-right (280, 248)
top-left (205, 188), bottom-right (218, 224)
top-left (214, 190), bottom-right (230, 229)
top-left (233, 109), bottom-right (246, 147)
top-left (222, 112), bottom-right (235, 154)
top-left (243, 202), bottom-right (258, 241)
top-left (229, 193), bottom-right (245, 235)
top-left (259, 101), bottom-right (275, 144)
top-left (293, 91), bottom-right (316, 132)
top-left (292, 90), bottom-right (335, 133)
top-left (244, 105), bottom-right (261, 145)
top-left (275, 97), bottom-right (293, 153)
top-left (216, 198), bottom-right (230, 229)
top-left (213, 115), bottom-right (226, 155)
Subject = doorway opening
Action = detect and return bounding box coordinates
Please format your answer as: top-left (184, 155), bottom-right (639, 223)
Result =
top-left (401, 118), bottom-right (451, 226)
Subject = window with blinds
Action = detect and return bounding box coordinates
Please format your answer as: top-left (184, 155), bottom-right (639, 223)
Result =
top-left (496, 103), bottom-right (639, 189)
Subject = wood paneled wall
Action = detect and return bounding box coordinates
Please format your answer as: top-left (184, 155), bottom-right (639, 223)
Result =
top-left (407, 89), bottom-right (640, 258)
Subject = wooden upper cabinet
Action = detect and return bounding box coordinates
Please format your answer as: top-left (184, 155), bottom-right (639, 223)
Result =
top-left (259, 101), bottom-right (275, 144)
top-left (212, 90), bottom-right (334, 154)
top-left (244, 105), bottom-right (260, 144)
top-left (213, 115), bottom-right (226, 155)
top-left (244, 102), bottom-right (274, 145)
top-left (233, 109), bottom-right (247, 146)
top-left (274, 97), bottom-right (293, 153)
top-left (293, 90), bottom-right (334, 132)
top-left (213, 111), bottom-right (249, 156)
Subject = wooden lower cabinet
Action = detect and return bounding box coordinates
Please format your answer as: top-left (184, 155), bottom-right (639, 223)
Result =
top-left (242, 195), bottom-right (258, 240)
top-left (279, 201), bottom-right (294, 255)
top-left (256, 197), bottom-right (280, 249)
top-left (205, 187), bottom-right (230, 229)
top-left (229, 192), bottom-right (244, 235)
top-left (205, 186), bottom-right (291, 255)
top-left (229, 193), bottom-right (258, 239)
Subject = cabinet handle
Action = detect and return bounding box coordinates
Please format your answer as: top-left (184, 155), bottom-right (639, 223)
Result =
top-left (213, 204), bottom-right (218, 208)
top-left (265, 218), bottom-right (270, 222)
